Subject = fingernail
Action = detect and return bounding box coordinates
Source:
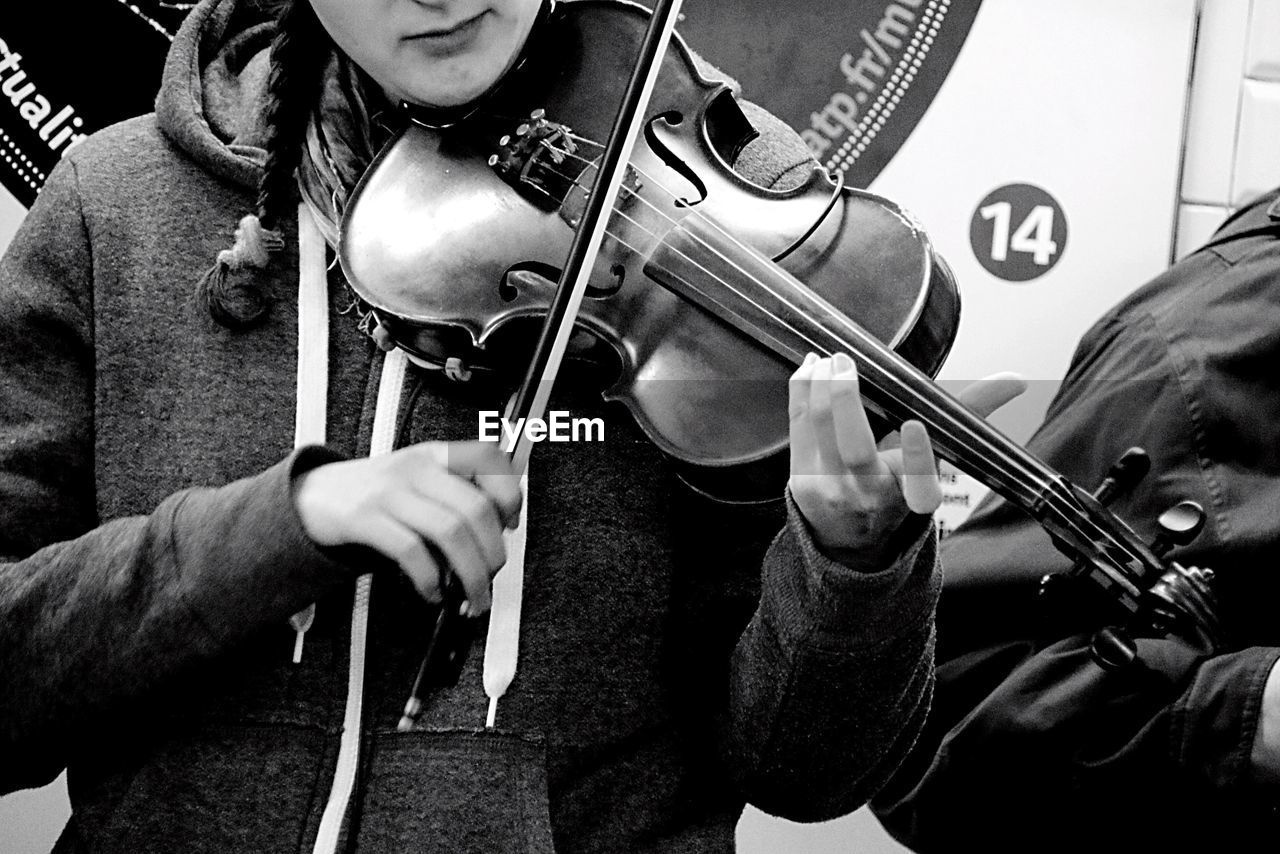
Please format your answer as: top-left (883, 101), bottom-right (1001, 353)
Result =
top-left (833, 352), bottom-right (855, 374)
top-left (803, 352), bottom-right (819, 366)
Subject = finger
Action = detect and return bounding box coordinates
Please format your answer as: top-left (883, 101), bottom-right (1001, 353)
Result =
top-left (424, 442), bottom-right (523, 527)
top-left (829, 352), bottom-right (880, 473)
top-left (412, 474), bottom-right (507, 573)
top-left (388, 495), bottom-right (494, 613)
top-left (789, 353), bottom-right (821, 476)
top-left (473, 471), bottom-right (523, 529)
top-left (898, 420), bottom-right (942, 514)
top-left (427, 440), bottom-right (513, 477)
top-left (806, 356), bottom-right (846, 477)
top-left (362, 516), bottom-right (444, 603)
top-left (957, 372), bottom-right (1026, 420)
top-left (879, 446), bottom-right (904, 478)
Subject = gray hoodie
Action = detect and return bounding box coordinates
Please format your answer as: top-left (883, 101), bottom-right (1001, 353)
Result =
top-left (0, 0), bottom-right (941, 851)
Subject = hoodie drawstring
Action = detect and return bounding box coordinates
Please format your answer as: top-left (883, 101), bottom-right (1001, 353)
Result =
top-left (290, 201), bottom-right (530, 851)
top-left (289, 202), bottom-right (330, 663)
top-left (484, 469), bottom-right (529, 727)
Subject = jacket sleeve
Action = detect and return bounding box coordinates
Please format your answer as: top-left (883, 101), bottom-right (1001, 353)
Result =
top-left (723, 496), bottom-right (940, 821)
top-left (872, 191), bottom-right (1280, 849)
top-left (0, 159), bottom-right (352, 794)
top-left (871, 636), bottom-right (1280, 850)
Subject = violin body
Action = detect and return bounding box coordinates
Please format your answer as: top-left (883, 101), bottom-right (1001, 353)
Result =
top-left (341, 0), bottom-right (959, 468)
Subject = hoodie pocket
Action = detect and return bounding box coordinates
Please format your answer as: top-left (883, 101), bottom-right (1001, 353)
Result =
top-left (74, 722), bottom-right (332, 854)
top-left (353, 728), bottom-right (556, 854)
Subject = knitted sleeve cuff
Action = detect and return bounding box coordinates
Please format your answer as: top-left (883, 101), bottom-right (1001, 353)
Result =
top-left (169, 445), bottom-right (361, 647)
top-left (759, 490), bottom-right (941, 650)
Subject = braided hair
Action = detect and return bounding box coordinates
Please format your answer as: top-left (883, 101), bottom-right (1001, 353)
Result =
top-left (196, 0), bottom-right (331, 329)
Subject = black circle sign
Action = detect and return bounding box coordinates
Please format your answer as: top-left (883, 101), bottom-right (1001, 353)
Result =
top-left (646, 0), bottom-right (984, 189)
top-left (1, 2), bottom-right (985, 206)
top-left (0, 2), bottom-right (180, 208)
top-left (969, 183), bottom-right (1068, 282)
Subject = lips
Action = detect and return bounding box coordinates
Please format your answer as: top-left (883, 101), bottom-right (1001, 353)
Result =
top-left (405, 11), bottom-right (489, 57)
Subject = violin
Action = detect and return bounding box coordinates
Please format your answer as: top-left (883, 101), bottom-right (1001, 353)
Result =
top-left (338, 0), bottom-right (1220, 713)
top-left (342, 0), bottom-right (959, 472)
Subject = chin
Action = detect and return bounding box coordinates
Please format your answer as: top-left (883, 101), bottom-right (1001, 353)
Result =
top-left (401, 72), bottom-right (495, 109)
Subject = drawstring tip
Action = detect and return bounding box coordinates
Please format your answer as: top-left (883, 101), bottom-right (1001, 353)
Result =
top-left (486, 696), bottom-right (499, 729)
top-left (289, 604), bottom-right (316, 664)
top-left (397, 697), bottom-right (422, 732)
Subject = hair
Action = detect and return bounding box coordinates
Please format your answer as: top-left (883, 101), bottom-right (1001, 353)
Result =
top-left (197, 0), bottom-right (332, 329)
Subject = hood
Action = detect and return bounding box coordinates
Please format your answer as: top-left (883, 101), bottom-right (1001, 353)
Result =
top-left (156, 0), bottom-right (277, 192)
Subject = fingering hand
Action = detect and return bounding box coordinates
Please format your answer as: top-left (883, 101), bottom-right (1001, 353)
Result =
top-left (788, 351), bottom-right (1024, 559)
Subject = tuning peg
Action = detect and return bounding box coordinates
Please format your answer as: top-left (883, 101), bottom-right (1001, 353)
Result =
top-left (1150, 500), bottom-right (1206, 557)
top-left (1092, 447), bottom-right (1150, 505)
top-left (1091, 627), bottom-right (1138, 670)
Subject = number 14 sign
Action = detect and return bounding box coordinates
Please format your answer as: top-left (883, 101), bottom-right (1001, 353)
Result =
top-left (968, 182), bottom-right (1069, 282)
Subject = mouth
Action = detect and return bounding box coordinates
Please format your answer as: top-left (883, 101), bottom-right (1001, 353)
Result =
top-left (405, 11), bottom-right (490, 57)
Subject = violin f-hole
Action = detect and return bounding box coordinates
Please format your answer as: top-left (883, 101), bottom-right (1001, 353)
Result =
top-left (601, 263), bottom-right (626, 297)
top-left (645, 111), bottom-right (706, 208)
top-left (502, 262), bottom-right (561, 302)
top-left (503, 261), bottom-right (621, 301)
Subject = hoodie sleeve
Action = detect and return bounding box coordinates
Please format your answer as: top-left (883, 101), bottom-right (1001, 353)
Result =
top-left (674, 97), bottom-right (935, 819)
top-left (0, 159), bottom-right (354, 794)
top-left (720, 494), bottom-right (938, 820)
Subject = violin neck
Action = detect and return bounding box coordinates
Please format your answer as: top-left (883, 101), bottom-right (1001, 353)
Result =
top-left (646, 210), bottom-right (1098, 541)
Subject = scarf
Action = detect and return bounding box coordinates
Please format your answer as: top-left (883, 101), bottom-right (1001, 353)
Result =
top-left (297, 52), bottom-right (393, 251)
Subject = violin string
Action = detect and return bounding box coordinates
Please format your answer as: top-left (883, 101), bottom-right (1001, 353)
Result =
top-left (554, 157), bottom-right (1054, 493)
top-left (539, 138), bottom-right (923, 367)
top-left (619, 207), bottom-right (1052, 494)
top-left (590, 210), bottom-right (1057, 510)
top-left (494, 129), bottom-right (1146, 573)
top-left (528, 141), bottom-right (1054, 492)
top-left (483, 128), bottom-right (847, 367)
top-left (518, 137), bottom-right (1095, 533)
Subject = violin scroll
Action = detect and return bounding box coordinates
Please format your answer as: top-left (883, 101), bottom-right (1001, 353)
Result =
top-left (1039, 448), bottom-right (1222, 670)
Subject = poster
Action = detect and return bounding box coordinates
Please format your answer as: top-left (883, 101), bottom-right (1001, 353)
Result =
top-left (667, 0), bottom-right (984, 187)
top-left (1, 0), bottom-right (985, 206)
top-left (0, 1), bottom-right (187, 208)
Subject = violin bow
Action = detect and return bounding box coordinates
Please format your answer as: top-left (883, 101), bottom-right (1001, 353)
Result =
top-left (398, 0), bottom-right (687, 730)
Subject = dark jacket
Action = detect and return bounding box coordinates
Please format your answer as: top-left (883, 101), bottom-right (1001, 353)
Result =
top-left (873, 189), bottom-right (1280, 851)
top-left (0, 1), bottom-right (941, 851)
